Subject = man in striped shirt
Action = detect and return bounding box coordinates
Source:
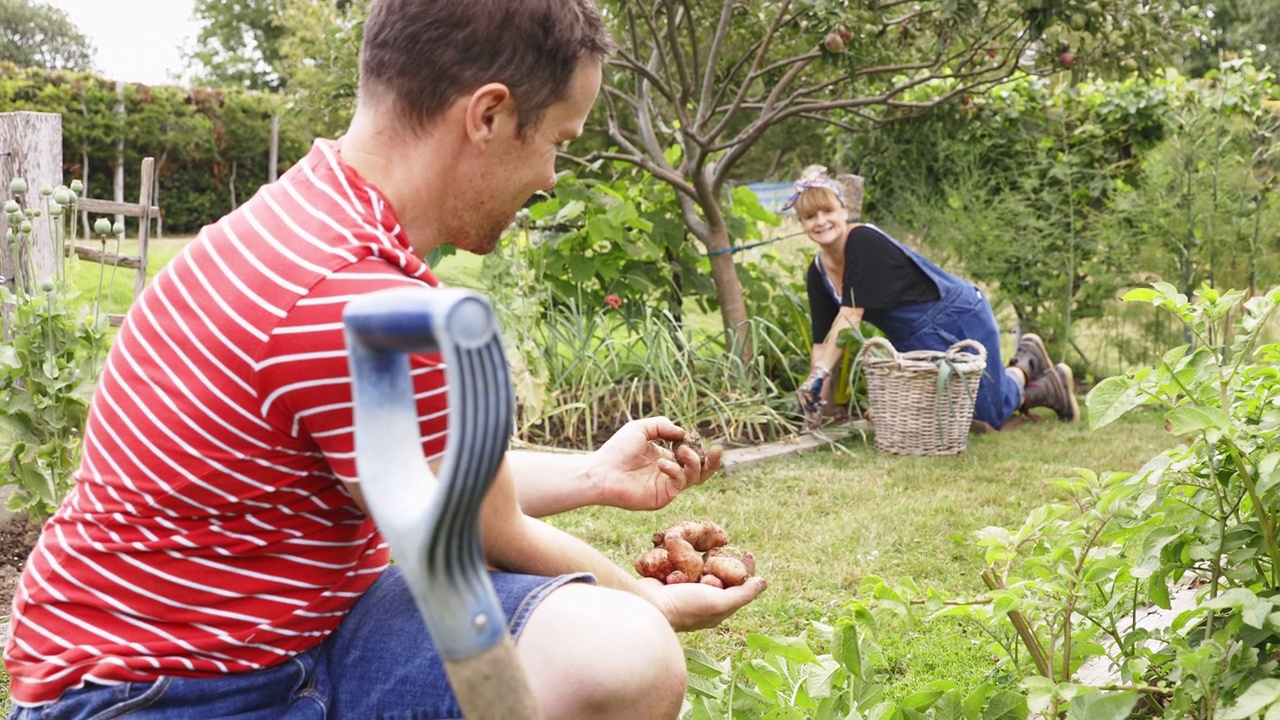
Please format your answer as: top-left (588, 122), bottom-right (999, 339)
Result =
top-left (3, 0), bottom-right (767, 717)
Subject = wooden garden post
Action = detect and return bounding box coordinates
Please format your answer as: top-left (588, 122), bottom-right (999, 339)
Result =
top-left (0, 111), bottom-right (64, 298)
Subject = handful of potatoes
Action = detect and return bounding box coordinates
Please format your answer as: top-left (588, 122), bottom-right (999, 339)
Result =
top-left (634, 519), bottom-right (756, 588)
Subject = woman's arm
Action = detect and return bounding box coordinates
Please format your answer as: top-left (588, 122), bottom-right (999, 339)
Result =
top-left (810, 305), bottom-right (864, 374)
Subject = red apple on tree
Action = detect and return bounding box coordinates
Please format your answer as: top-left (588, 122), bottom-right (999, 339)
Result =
top-left (1058, 51), bottom-right (1076, 68)
top-left (823, 32), bottom-right (845, 53)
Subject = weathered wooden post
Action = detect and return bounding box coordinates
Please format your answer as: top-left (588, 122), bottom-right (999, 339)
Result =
top-left (269, 113), bottom-right (280, 183)
top-left (0, 111), bottom-right (63, 298)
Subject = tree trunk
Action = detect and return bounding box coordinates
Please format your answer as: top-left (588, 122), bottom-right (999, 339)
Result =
top-left (703, 223), bottom-right (750, 357)
top-left (0, 111), bottom-right (63, 295)
top-left (114, 82), bottom-right (125, 230)
top-left (80, 149), bottom-right (90, 240)
top-left (230, 160), bottom-right (238, 210)
top-left (269, 114), bottom-right (280, 183)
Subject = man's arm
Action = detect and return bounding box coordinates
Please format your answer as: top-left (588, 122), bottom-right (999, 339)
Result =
top-left (343, 454), bottom-right (763, 632)
top-left (508, 417), bottom-right (722, 517)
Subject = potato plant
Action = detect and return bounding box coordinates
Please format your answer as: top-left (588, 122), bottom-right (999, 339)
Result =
top-left (684, 283), bottom-right (1280, 719)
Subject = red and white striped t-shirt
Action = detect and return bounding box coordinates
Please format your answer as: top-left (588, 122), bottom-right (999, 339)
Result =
top-left (4, 139), bottom-right (451, 707)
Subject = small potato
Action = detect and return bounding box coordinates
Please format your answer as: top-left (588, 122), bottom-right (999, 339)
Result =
top-left (664, 535), bottom-right (703, 581)
top-left (635, 548), bottom-right (673, 581)
top-left (672, 430), bottom-right (707, 465)
top-left (665, 570), bottom-right (693, 584)
top-left (662, 520), bottom-right (728, 553)
top-left (704, 555), bottom-right (751, 587)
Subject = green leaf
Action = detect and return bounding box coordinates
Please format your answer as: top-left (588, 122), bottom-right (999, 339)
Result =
top-left (555, 200), bottom-right (585, 223)
top-left (1221, 679), bottom-right (1280, 719)
top-left (746, 634), bottom-right (820, 665)
top-left (762, 707), bottom-right (807, 719)
top-left (1147, 572), bottom-right (1171, 609)
top-left (1258, 453), bottom-right (1280, 495)
top-left (833, 619), bottom-right (863, 678)
top-left (932, 690), bottom-right (966, 720)
top-left (981, 690), bottom-right (1028, 720)
top-left (802, 657), bottom-right (842, 700)
top-left (685, 671), bottom-right (725, 700)
top-left (1067, 691), bottom-right (1139, 720)
top-left (964, 683), bottom-right (995, 719)
top-left (742, 658), bottom-right (787, 702)
top-left (1166, 406), bottom-right (1230, 435)
top-left (1151, 281), bottom-right (1181, 300)
top-left (1087, 376), bottom-right (1141, 429)
top-left (684, 648), bottom-right (727, 678)
top-left (564, 254), bottom-right (597, 283)
top-left (902, 680), bottom-right (959, 710)
top-left (1121, 287), bottom-right (1158, 303)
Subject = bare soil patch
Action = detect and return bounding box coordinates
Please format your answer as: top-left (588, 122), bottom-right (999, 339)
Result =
top-left (0, 516), bottom-right (41, 616)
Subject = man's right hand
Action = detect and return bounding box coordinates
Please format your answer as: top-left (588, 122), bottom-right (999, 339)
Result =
top-left (637, 576), bottom-right (768, 632)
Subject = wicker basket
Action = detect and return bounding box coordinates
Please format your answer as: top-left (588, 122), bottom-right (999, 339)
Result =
top-left (857, 336), bottom-right (987, 456)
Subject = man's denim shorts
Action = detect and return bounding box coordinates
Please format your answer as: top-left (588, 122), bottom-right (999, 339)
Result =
top-left (8, 566), bottom-right (595, 719)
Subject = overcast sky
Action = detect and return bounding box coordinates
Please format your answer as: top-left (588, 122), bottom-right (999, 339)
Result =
top-left (43, 0), bottom-right (200, 85)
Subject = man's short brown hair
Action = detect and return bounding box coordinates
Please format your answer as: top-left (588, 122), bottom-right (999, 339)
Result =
top-left (360, 0), bottom-right (614, 137)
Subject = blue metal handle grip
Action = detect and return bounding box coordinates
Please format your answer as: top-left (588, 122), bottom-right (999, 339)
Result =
top-left (343, 287), bottom-right (514, 662)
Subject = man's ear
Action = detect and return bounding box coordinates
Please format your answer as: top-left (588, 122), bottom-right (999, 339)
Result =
top-left (464, 82), bottom-right (515, 146)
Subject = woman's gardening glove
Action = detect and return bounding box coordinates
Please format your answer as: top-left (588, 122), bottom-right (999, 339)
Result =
top-left (798, 365), bottom-right (830, 427)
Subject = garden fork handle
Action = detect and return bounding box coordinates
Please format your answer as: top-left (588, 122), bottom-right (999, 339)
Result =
top-left (344, 287), bottom-right (540, 720)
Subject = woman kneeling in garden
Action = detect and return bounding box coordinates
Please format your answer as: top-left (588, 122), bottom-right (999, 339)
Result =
top-left (791, 171), bottom-right (1080, 431)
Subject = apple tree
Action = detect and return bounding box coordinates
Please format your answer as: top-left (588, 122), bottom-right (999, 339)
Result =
top-left (590, 0), bottom-right (1192, 350)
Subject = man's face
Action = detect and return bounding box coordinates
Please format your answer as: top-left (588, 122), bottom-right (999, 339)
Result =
top-left (457, 59), bottom-right (603, 255)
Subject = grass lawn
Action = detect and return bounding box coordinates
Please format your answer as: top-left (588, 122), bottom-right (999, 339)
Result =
top-left (550, 408), bottom-right (1175, 701)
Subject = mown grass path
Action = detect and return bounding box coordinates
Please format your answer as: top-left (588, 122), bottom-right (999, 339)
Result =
top-left (552, 409), bottom-right (1174, 699)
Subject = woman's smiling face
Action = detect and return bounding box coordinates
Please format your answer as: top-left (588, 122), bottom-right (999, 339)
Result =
top-left (799, 204), bottom-right (850, 248)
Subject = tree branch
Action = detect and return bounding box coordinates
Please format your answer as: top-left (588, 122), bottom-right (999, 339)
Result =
top-left (695, 0), bottom-right (737, 129)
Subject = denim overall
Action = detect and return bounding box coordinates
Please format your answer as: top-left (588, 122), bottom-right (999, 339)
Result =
top-left (820, 225), bottom-right (1021, 429)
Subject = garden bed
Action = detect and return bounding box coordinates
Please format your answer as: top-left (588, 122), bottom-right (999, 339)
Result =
top-left (0, 516), bottom-right (41, 632)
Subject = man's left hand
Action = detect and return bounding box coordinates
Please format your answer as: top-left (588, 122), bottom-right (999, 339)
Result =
top-left (589, 417), bottom-right (722, 511)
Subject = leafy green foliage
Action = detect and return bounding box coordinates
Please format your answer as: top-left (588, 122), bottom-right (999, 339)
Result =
top-left (674, 282), bottom-right (1280, 718)
top-left (186, 0), bottom-right (288, 91)
top-left (1182, 0), bottom-right (1280, 78)
top-left (0, 63), bottom-right (313, 233)
top-left (0, 0), bottom-right (94, 71)
top-left (851, 60), bottom-right (1280, 375)
top-left (1, 181), bottom-right (107, 520)
top-left (479, 214), bottom-right (810, 446)
top-left (275, 0), bottom-right (367, 138)
top-left (520, 165), bottom-right (792, 322)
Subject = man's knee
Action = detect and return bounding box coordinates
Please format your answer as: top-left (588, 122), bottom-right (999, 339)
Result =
top-left (517, 583), bottom-right (686, 719)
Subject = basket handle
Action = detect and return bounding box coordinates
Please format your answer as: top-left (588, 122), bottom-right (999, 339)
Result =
top-left (858, 336), bottom-right (898, 362)
top-left (946, 338), bottom-right (987, 365)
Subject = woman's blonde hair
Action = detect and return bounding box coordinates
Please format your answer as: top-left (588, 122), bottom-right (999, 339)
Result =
top-left (793, 186), bottom-right (844, 219)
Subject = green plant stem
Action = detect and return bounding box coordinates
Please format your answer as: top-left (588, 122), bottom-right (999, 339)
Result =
top-left (980, 567), bottom-right (1051, 678)
top-left (1061, 516), bottom-right (1109, 681)
top-left (1063, 118), bottom-right (1076, 363)
top-left (905, 597), bottom-right (995, 606)
top-left (1094, 683), bottom-right (1171, 695)
top-left (1223, 437), bottom-right (1280, 586)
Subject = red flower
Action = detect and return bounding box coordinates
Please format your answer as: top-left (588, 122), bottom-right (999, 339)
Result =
top-left (604, 294), bottom-right (622, 310)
